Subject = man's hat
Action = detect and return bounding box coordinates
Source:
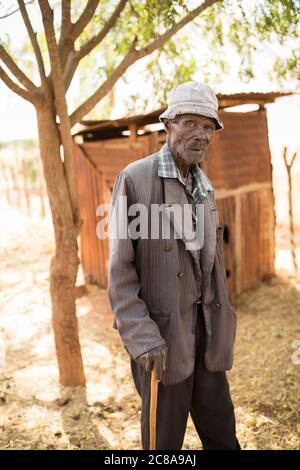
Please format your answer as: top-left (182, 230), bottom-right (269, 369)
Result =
top-left (159, 82), bottom-right (224, 131)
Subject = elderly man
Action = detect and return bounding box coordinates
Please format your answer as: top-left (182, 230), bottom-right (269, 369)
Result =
top-left (108, 82), bottom-right (240, 450)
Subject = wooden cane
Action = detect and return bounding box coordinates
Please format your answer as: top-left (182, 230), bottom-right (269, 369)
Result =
top-left (149, 368), bottom-right (159, 450)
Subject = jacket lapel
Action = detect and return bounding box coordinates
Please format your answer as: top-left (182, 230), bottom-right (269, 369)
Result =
top-left (163, 177), bottom-right (201, 273)
top-left (162, 177), bottom-right (219, 303)
top-left (200, 191), bottom-right (218, 302)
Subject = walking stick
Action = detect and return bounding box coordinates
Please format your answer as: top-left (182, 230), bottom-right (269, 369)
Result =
top-left (149, 368), bottom-right (159, 450)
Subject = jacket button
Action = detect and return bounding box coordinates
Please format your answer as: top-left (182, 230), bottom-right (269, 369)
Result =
top-left (195, 297), bottom-right (202, 304)
top-left (164, 244), bottom-right (172, 252)
top-left (216, 302), bottom-right (221, 308)
top-left (177, 272), bottom-right (183, 278)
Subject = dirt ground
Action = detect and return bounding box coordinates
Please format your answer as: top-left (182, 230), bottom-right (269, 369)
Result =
top-left (0, 200), bottom-right (300, 450)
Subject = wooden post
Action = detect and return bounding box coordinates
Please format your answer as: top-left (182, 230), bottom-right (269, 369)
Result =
top-left (282, 147), bottom-right (298, 273)
top-left (234, 193), bottom-right (242, 295)
top-left (129, 124), bottom-right (137, 143)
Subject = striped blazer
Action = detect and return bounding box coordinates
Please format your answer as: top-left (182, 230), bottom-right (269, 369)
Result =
top-left (108, 151), bottom-right (237, 386)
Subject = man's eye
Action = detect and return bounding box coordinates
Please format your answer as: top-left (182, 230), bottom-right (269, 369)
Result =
top-left (186, 121), bottom-right (196, 127)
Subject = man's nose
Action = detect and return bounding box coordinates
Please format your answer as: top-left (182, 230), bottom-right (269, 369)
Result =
top-left (193, 127), bottom-right (207, 139)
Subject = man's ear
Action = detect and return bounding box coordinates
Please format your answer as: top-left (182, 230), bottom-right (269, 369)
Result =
top-left (163, 119), bottom-right (170, 134)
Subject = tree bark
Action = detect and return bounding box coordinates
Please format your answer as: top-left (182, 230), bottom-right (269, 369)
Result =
top-left (36, 102), bottom-right (85, 385)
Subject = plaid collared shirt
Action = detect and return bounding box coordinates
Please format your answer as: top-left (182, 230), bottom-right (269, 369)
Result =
top-left (157, 142), bottom-right (214, 224)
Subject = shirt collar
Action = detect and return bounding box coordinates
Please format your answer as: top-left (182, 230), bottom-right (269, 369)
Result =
top-left (157, 142), bottom-right (214, 198)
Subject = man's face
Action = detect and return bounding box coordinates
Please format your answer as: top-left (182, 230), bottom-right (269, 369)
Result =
top-left (165, 113), bottom-right (216, 165)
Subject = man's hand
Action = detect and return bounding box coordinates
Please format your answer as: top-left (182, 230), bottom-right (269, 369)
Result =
top-left (135, 344), bottom-right (167, 381)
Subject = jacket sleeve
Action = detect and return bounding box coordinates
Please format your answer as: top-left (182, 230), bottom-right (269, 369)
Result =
top-left (107, 170), bottom-right (166, 359)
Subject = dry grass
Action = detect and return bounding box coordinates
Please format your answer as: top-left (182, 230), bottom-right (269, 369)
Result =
top-left (229, 275), bottom-right (300, 450)
top-left (0, 201), bottom-right (299, 450)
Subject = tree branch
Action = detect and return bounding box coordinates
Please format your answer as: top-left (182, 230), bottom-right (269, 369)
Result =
top-left (0, 65), bottom-right (36, 103)
top-left (70, 0), bottom-right (219, 125)
top-left (0, 0), bottom-right (34, 19)
top-left (135, 0), bottom-right (218, 60)
top-left (17, 0), bottom-right (46, 85)
top-left (58, 0), bottom-right (74, 69)
top-left (71, 0), bottom-right (100, 41)
top-left (61, 0), bottom-right (71, 33)
top-left (0, 45), bottom-right (38, 92)
top-left (290, 151), bottom-right (297, 169)
top-left (284, 147), bottom-right (298, 170)
top-left (70, 37), bottom-right (137, 126)
top-left (64, 0), bottom-right (127, 90)
top-left (38, 0), bottom-right (67, 113)
top-left (59, 0), bottom-right (100, 69)
top-left (38, 0), bottom-right (81, 228)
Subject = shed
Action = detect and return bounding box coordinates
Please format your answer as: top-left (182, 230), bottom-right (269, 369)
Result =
top-left (73, 92), bottom-right (288, 300)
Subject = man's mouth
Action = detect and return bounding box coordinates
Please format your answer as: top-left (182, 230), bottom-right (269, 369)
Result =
top-left (187, 146), bottom-right (206, 151)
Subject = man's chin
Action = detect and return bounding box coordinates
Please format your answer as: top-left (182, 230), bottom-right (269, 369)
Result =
top-left (184, 150), bottom-right (206, 164)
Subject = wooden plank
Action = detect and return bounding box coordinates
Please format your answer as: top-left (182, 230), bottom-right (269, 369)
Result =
top-left (216, 196), bottom-right (236, 300)
top-left (240, 189), bottom-right (275, 291)
top-left (206, 109), bottom-right (272, 190)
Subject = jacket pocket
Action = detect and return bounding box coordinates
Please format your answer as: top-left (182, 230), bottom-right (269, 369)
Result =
top-left (216, 225), bottom-right (224, 252)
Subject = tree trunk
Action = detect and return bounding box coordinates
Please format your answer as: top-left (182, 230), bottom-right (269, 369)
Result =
top-left (36, 103), bottom-right (85, 385)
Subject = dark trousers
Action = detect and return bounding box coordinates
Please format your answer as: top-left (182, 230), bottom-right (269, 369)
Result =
top-left (130, 305), bottom-right (241, 450)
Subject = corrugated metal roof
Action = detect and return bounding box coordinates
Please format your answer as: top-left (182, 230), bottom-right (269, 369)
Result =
top-left (74, 91), bottom-right (291, 137)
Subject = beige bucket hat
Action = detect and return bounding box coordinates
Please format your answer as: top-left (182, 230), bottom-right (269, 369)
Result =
top-left (159, 81), bottom-right (224, 131)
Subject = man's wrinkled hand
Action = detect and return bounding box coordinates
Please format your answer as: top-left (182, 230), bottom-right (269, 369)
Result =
top-left (135, 344), bottom-right (167, 381)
